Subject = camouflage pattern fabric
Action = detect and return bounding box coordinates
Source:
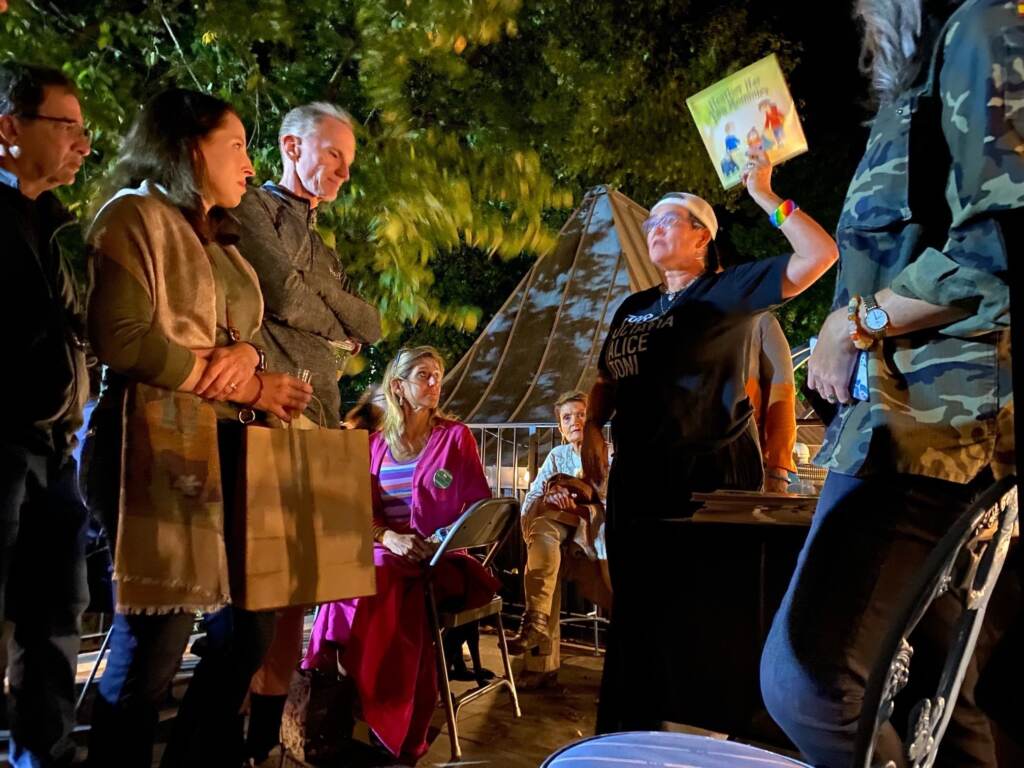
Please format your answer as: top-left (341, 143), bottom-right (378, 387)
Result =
top-left (817, 0), bottom-right (1023, 482)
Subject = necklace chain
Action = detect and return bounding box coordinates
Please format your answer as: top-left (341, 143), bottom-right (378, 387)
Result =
top-left (659, 276), bottom-right (697, 315)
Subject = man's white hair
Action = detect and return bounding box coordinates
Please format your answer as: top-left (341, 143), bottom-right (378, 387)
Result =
top-left (278, 101), bottom-right (353, 142)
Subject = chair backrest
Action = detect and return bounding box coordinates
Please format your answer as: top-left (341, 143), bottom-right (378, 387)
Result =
top-left (853, 475), bottom-right (1019, 767)
top-left (429, 496), bottom-right (520, 569)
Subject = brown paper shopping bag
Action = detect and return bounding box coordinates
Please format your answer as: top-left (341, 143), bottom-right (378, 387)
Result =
top-left (229, 424), bottom-right (376, 611)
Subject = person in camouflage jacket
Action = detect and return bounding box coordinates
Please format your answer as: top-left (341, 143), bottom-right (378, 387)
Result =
top-left (760, 1), bottom-right (1022, 765)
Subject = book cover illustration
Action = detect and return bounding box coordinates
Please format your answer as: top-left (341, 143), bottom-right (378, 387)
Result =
top-left (686, 54), bottom-right (808, 190)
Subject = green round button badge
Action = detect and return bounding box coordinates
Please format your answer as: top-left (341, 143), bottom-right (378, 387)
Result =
top-left (433, 468), bottom-right (454, 489)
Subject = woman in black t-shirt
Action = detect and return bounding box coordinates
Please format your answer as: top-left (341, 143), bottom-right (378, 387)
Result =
top-left (582, 150), bottom-right (839, 734)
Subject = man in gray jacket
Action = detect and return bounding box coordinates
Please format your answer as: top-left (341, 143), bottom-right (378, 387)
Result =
top-left (234, 102), bottom-right (381, 764)
top-left (235, 101), bottom-right (381, 427)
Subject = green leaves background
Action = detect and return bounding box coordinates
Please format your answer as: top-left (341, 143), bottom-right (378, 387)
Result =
top-left (4, 0), bottom-right (863, 401)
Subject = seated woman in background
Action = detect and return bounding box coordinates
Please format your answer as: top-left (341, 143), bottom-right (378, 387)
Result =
top-left (83, 88), bottom-right (312, 767)
top-left (304, 346), bottom-right (497, 762)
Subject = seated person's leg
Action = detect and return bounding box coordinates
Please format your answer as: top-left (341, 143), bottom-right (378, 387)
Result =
top-left (509, 516), bottom-right (573, 654)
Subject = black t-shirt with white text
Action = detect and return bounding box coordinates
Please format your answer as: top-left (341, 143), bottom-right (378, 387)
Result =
top-left (599, 255), bottom-right (789, 456)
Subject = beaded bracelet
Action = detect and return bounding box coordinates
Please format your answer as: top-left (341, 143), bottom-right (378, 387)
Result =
top-left (770, 199), bottom-right (799, 228)
top-left (847, 295), bottom-right (876, 350)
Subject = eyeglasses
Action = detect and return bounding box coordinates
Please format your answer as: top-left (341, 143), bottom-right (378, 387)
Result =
top-left (16, 113), bottom-right (91, 142)
top-left (641, 211), bottom-right (704, 237)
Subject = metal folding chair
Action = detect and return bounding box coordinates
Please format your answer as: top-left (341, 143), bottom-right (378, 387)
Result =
top-left (853, 475), bottom-right (1019, 768)
top-left (425, 496), bottom-right (522, 761)
top-left (75, 616), bottom-right (113, 714)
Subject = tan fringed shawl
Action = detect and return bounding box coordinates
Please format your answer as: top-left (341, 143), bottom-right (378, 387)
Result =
top-left (89, 182), bottom-right (263, 614)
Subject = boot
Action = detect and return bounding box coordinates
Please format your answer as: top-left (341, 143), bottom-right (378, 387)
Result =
top-left (508, 611), bottom-right (550, 655)
top-left (245, 693), bottom-right (287, 764)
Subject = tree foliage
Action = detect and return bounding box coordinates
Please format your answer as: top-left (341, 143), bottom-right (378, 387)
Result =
top-left (3, 0), bottom-right (858, 403)
top-left (3, 0), bottom-right (570, 334)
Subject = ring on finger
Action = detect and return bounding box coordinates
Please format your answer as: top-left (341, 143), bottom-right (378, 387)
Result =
top-left (826, 394), bottom-right (838, 403)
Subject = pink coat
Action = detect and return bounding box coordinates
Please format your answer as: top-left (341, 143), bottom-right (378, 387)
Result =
top-left (368, 418), bottom-right (492, 537)
top-left (304, 419), bottom-right (497, 759)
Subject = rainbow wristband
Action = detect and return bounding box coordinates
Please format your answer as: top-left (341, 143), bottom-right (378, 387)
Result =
top-left (770, 199), bottom-right (799, 228)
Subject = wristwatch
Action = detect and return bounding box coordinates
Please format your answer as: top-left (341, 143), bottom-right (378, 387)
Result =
top-left (861, 294), bottom-right (891, 339)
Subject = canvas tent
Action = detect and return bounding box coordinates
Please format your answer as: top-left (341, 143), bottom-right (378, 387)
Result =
top-left (442, 186), bottom-right (657, 423)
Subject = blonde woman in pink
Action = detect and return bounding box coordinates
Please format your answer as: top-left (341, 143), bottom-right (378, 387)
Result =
top-left (305, 346), bottom-right (497, 762)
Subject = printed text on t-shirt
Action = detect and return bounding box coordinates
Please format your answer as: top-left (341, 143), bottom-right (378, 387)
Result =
top-left (605, 312), bottom-right (674, 379)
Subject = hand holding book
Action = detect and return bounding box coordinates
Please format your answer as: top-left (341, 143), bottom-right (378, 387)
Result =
top-left (686, 54), bottom-right (808, 190)
top-left (742, 149), bottom-right (780, 213)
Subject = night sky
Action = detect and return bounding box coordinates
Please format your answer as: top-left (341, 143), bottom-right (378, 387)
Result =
top-left (755, 0), bottom-right (873, 229)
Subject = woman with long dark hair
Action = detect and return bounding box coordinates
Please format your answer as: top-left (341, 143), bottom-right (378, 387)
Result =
top-left (82, 88), bottom-right (312, 767)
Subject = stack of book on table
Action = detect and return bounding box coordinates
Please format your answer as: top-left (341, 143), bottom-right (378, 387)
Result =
top-left (691, 490), bottom-right (817, 525)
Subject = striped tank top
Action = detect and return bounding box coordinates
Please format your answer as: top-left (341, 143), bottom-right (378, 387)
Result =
top-left (378, 448), bottom-right (420, 527)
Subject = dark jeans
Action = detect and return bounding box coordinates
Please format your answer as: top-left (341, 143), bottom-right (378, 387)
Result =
top-left (596, 423), bottom-right (763, 733)
top-left (85, 418), bottom-right (278, 767)
top-left (0, 443), bottom-right (89, 768)
top-left (760, 470), bottom-right (1014, 767)
top-left (87, 606), bottom-right (277, 768)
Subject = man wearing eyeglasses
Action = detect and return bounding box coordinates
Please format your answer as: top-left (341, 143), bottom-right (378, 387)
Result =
top-left (0, 61), bottom-right (92, 768)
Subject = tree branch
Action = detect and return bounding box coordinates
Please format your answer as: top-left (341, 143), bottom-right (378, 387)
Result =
top-left (159, 9), bottom-right (202, 90)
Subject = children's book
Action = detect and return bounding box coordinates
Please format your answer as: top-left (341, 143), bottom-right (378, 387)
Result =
top-left (686, 54), bottom-right (808, 190)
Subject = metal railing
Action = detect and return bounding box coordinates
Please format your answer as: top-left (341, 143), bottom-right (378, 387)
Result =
top-left (465, 422), bottom-right (612, 499)
top-left (465, 422), bottom-right (612, 649)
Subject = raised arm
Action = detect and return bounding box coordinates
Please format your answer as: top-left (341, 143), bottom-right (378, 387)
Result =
top-left (743, 150), bottom-right (839, 299)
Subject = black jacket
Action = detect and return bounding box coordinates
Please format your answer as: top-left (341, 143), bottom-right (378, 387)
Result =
top-left (0, 170), bottom-right (89, 456)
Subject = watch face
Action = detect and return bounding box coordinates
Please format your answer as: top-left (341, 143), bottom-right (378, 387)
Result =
top-left (865, 307), bottom-right (889, 331)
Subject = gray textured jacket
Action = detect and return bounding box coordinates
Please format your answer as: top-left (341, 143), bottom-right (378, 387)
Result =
top-left (235, 182), bottom-right (381, 425)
